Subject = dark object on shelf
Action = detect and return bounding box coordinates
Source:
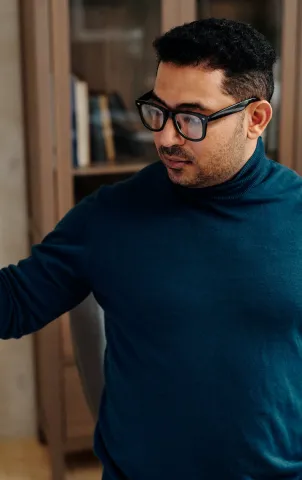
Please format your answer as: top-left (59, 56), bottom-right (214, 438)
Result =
top-left (89, 95), bottom-right (107, 163)
top-left (109, 92), bottom-right (145, 158)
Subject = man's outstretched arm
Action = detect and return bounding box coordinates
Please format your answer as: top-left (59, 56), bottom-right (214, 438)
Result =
top-left (0, 192), bottom-right (97, 339)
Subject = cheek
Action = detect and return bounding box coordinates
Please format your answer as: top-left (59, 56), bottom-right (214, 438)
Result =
top-left (153, 132), bottom-right (161, 149)
top-left (189, 134), bottom-right (215, 160)
top-left (188, 127), bottom-right (229, 163)
top-left (211, 117), bottom-right (241, 140)
top-left (202, 122), bottom-right (234, 150)
top-left (188, 142), bottom-right (204, 160)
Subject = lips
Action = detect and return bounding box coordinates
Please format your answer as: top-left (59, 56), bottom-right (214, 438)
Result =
top-left (164, 157), bottom-right (191, 170)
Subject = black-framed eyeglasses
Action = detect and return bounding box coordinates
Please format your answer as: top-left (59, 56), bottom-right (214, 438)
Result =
top-left (135, 90), bottom-right (259, 142)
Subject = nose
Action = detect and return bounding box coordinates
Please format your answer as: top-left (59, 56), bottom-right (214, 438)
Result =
top-left (157, 117), bottom-right (185, 147)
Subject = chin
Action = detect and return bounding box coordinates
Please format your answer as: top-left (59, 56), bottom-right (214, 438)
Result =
top-left (167, 168), bottom-right (215, 189)
top-left (166, 168), bottom-right (193, 187)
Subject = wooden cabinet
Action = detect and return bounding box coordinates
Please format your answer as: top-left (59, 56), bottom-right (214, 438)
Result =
top-left (19, 1), bottom-right (190, 479)
top-left (19, 0), bottom-right (302, 478)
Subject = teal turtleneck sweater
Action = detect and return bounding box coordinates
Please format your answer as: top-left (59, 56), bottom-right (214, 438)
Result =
top-left (2, 138), bottom-right (302, 479)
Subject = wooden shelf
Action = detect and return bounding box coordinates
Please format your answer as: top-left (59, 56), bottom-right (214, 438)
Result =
top-left (21, 0), bottom-right (295, 478)
top-left (72, 160), bottom-right (151, 176)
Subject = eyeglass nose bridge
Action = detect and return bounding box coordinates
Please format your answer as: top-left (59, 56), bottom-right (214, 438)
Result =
top-left (162, 109), bottom-right (174, 125)
top-left (163, 109), bottom-right (183, 136)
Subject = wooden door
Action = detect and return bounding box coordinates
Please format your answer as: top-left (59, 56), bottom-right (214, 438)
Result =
top-left (19, 1), bottom-right (65, 479)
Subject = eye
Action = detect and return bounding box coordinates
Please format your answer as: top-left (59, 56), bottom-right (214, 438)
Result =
top-left (148, 106), bottom-right (163, 118)
top-left (178, 113), bottom-right (202, 126)
top-left (184, 115), bottom-right (200, 124)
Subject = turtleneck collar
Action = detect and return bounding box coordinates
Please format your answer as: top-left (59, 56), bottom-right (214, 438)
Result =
top-left (170, 137), bottom-right (270, 203)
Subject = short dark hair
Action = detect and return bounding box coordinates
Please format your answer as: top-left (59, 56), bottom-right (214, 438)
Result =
top-left (153, 18), bottom-right (277, 102)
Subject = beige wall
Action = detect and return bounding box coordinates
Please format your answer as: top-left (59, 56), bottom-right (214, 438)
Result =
top-left (0, 0), bottom-right (36, 437)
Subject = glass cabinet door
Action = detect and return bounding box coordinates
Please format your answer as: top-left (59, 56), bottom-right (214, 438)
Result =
top-left (69, 0), bottom-right (163, 171)
top-left (197, 0), bottom-right (282, 162)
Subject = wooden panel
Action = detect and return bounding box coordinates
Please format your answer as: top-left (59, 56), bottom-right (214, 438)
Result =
top-left (19, 0), bottom-right (56, 236)
top-left (48, 0), bottom-right (74, 221)
top-left (293, 0), bottom-right (302, 175)
top-left (278, 0), bottom-right (299, 169)
top-left (161, 0), bottom-right (181, 32)
top-left (0, 438), bottom-right (101, 478)
top-left (179, 0), bottom-right (197, 24)
top-left (72, 161), bottom-right (149, 176)
top-left (64, 365), bottom-right (95, 440)
top-left (65, 435), bottom-right (94, 454)
top-left (61, 313), bottom-right (74, 363)
top-left (70, 1), bottom-right (162, 120)
top-left (19, 1), bottom-right (67, 478)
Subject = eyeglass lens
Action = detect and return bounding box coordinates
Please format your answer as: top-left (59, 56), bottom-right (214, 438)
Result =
top-left (141, 104), bottom-right (204, 140)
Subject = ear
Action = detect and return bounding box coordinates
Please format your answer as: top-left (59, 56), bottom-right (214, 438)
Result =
top-left (246, 101), bottom-right (273, 140)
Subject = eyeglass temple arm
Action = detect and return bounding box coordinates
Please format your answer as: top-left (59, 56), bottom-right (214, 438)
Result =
top-left (209, 98), bottom-right (258, 122)
top-left (136, 90), bottom-right (154, 102)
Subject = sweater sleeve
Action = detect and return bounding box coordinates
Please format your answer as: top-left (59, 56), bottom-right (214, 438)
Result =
top-left (0, 191), bottom-right (97, 339)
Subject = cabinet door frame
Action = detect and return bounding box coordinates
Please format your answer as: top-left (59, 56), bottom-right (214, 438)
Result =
top-left (293, 0), bottom-right (302, 175)
top-left (49, 0), bottom-right (187, 221)
top-left (179, 0), bottom-right (300, 170)
top-left (19, 3), bottom-right (66, 478)
top-left (19, 0), bottom-right (56, 237)
top-left (279, 0), bottom-right (300, 171)
top-left (161, 0), bottom-right (197, 31)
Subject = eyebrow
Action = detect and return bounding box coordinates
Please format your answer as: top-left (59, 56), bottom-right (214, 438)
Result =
top-left (151, 91), bottom-right (211, 112)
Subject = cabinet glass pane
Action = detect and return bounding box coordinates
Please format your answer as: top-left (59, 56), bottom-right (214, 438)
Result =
top-left (197, 0), bottom-right (282, 162)
top-left (69, 0), bottom-right (161, 170)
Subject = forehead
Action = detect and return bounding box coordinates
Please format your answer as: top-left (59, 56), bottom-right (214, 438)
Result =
top-left (154, 62), bottom-right (230, 110)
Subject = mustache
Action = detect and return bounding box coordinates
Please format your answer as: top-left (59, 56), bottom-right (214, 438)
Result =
top-left (159, 145), bottom-right (195, 162)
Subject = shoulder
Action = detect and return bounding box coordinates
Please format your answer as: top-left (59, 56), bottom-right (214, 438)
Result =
top-left (265, 159), bottom-right (302, 192)
top-left (251, 157), bottom-right (302, 209)
top-left (51, 162), bottom-right (168, 243)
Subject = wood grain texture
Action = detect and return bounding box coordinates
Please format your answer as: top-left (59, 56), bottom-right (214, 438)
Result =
top-left (0, 438), bottom-right (102, 479)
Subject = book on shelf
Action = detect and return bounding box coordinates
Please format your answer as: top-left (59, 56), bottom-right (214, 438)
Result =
top-left (89, 92), bottom-right (116, 164)
top-left (71, 77), bottom-right (146, 169)
top-left (99, 93), bottom-right (116, 163)
top-left (71, 75), bottom-right (90, 168)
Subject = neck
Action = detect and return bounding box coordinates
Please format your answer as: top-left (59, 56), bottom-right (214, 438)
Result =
top-left (219, 138), bottom-right (259, 188)
top-left (243, 138), bottom-right (259, 166)
top-left (170, 137), bottom-right (270, 203)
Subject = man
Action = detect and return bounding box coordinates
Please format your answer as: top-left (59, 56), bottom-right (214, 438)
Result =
top-left (1, 17), bottom-right (301, 480)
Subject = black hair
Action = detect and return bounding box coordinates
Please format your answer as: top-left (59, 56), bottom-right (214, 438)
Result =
top-left (153, 18), bottom-right (277, 102)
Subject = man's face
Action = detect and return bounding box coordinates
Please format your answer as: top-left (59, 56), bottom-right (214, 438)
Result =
top-left (153, 62), bottom-right (249, 188)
